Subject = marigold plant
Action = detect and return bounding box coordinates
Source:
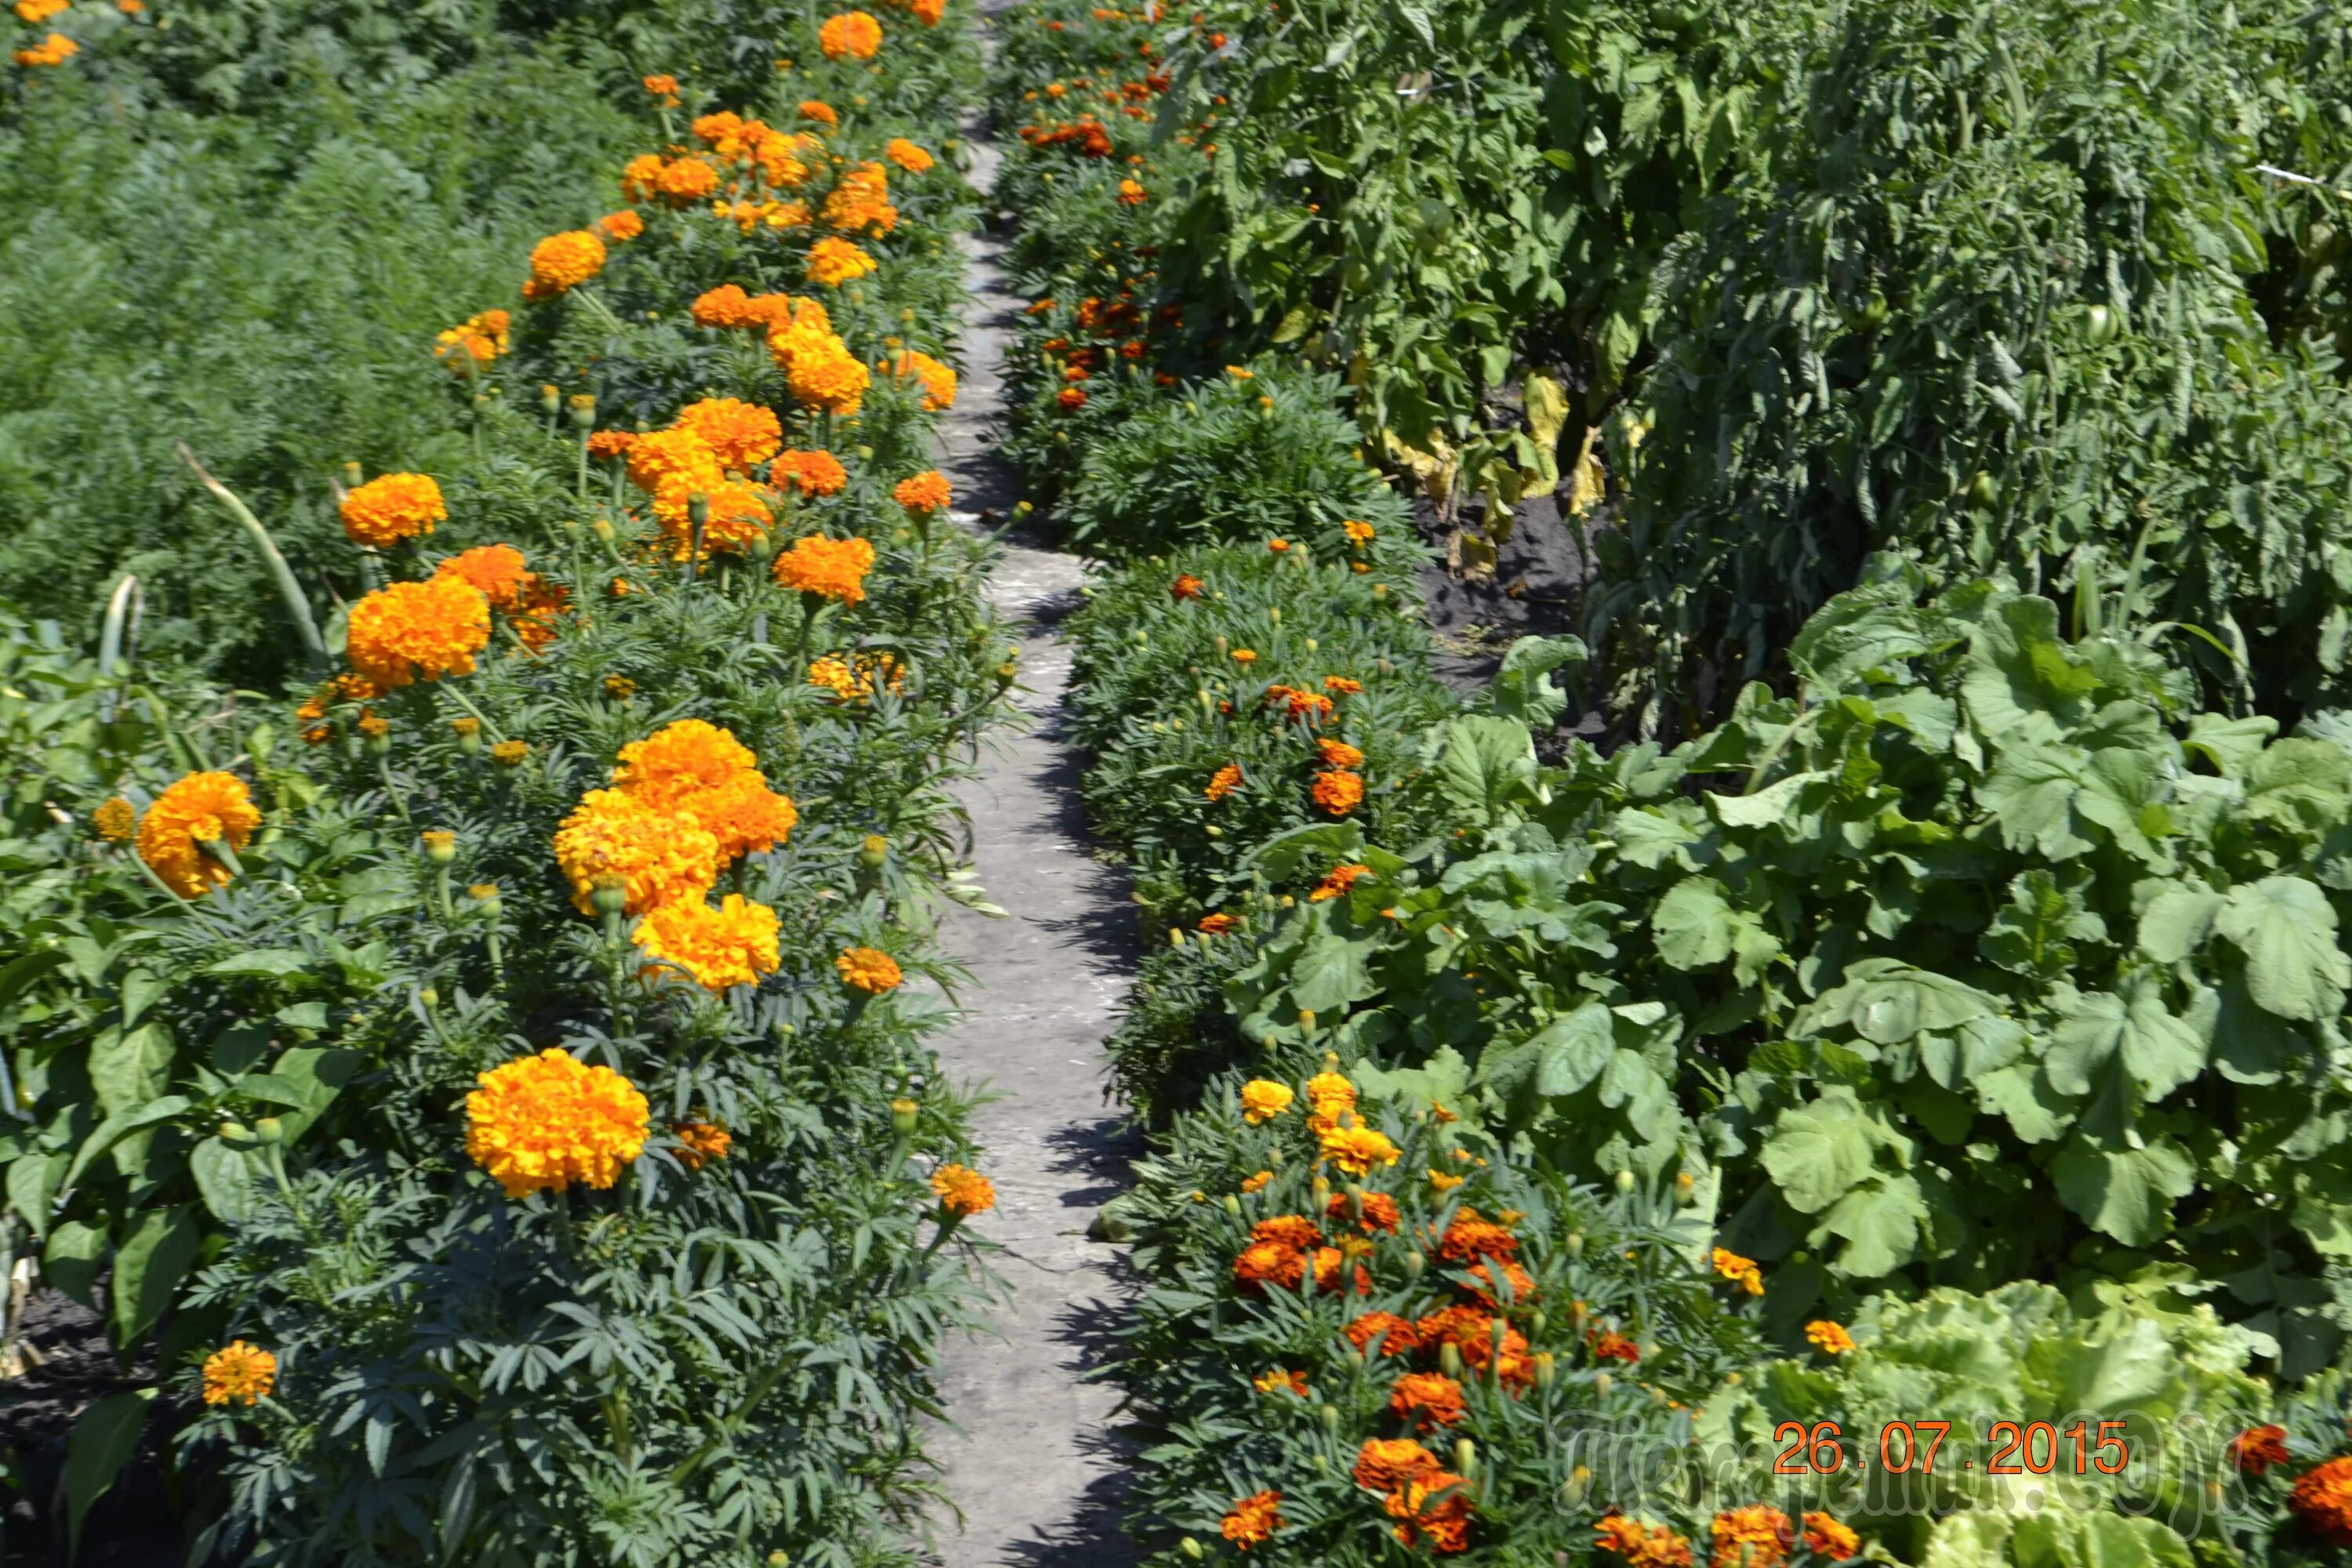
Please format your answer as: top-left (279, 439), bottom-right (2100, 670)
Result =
top-left (673, 397), bottom-right (783, 470)
top-left (930, 1163), bottom-right (996, 1217)
top-left (345, 577), bottom-right (491, 690)
top-left (818, 10), bottom-right (884, 58)
top-left (806, 236), bottom-right (878, 287)
top-left (524, 230), bottom-right (607, 298)
top-left (552, 789), bottom-right (721, 916)
top-left (339, 472), bottom-right (447, 549)
top-left (836, 945), bottom-right (903, 993)
top-left (773, 533), bottom-right (877, 603)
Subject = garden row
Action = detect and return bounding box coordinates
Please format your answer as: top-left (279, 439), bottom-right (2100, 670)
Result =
top-left (980, 0), bottom-right (2352, 1563)
top-left (0, 3), bottom-right (1010, 1563)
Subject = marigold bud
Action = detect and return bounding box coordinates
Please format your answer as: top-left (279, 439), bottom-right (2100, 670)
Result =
top-left (1178, 1541), bottom-right (1203, 1561)
top-left (540, 383), bottom-right (561, 415)
top-left (1561, 1465), bottom-right (1591, 1505)
top-left (1403, 1248), bottom-right (1425, 1280)
top-left (253, 1116), bottom-right (284, 1145)
top-left (421, 829), bottom-right (456, 863)
top-left (1595, 1370), bottom-right (1613, 1398)
top-left (859, 833), bottom-right (889, 868)
top-left (1439, 1341), bottom-right (1464, 1379)
top-left (1455, 1438), bottom-right (1477, 1478)
top-left (590, 873), bottom-right (630, 916)
top-left (1613, 1168), bottom-right (1635, 1195)
top-left (891, 1097), bottom-right (920, 1134)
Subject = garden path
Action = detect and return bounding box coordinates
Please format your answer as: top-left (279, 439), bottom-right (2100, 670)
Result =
top-left (921, 80), bottom-right (1142, 1568)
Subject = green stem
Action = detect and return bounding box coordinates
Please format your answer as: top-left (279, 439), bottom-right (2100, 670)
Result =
top-left (438, 683), bottom-right (508, 746)
top-left (176, 443), bottom-right (329, 677)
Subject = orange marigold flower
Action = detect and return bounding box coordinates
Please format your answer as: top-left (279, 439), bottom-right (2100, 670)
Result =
top-left (1266, 537), bottom-right (1290, 553)
top-left (1316, 738), bottom-right (1365, 769)
top-left (818, 10), bottom-right (883, 57)
top-left (884, 136), bottom-right (935, 172)
top-left (1311, 769), bottom-right (1365, 815)
top-left (1221, 1491), bottom-right (1283, 1550)
top-left (1711, 1246), bottom-right (1757, 1281)
top-left (692, 284), bottom-right (760, 330)
top-left (1230, 648), bottom-right (1258, 664)
top-left (673, 1119), bottom-right (732, 1171)
top-left (1253, 1214), bottom-right (1322, 1250)
top-left (1117, 178), bottom-right (1147, 204)
top-left (201, 1341), bottom-right (277, 1407)
top-left (16, 0), bottom-right (68, 22)
top-left (652, 475), bottom-right (775, 556)
top-left (1344, 517), bottom-right (1376, 544)
top-left (1389, 1371), bottom-right (1467, 1431)
top-left (433, 543), bottom-right (533, 612)
top-left (434, 308), bottom-right (510, 370)
top-left (136, 771), bottom-right (261, 898)
top-left (1309, 862), bottom-right (1372, 902)
top-left (1329, 1189), bottom-right (1399, 1234)
top-left (1305, 1069), bottom-right (1356, 1117)
top-left (1465, 1256), bottom-right (1537, 1308)
top-left (339, 472), bottom-right (447, 549)
top-left (1597, 1516), bottom-right (1694, 1568)
top-left (1709, 1507), bottom-right (1794, 1568)
top-left (1232, 1239), bottom-right (1304, 1292)
top-left (466, 1047), bottom-right (649, 1197)
top-left (552, 789), bottom-right (721, 916)
top-left (773, 533), bottom-right (876, 603)
top-left (1196, 911), bottom-right (1238, 933)
top-left (674, 397), bottom-right (784, 470)
top-left (586, 430), bottom-right (637, 459)
top-left (884, 349), bottom-right (958, 410)
top-left (626, 426), bottom-right (724, 496)
top-left (822, 162), bottom-right (899, 235)
top-left (806, 235), bottom-right (878, 287)
top-left (797, 97), bottom-right (840, 125)
top-left (13, 31), bottom-right (75, 65)
top-left (684, 775), bottom-right (799, 861)
top-left (1805, 1319), bottom-right (1854, 1356)
top-left (1239, 1080), bottom-right (1294, 1124)
top-left (525, 230), bottom-right (607, 297)
top-left (1345, 1312), bottom-right (1422, 1358)
top-left (1438, 1210), bottom-right (1519, 1264)
top-left (1802, 1514), bottom-right (1860, 1563)
top-left (1319, 1123), bottom-right (1400, 1177)
top-left (1205, 762), bottom-right (1243, 800)
top-left (346, 577), bottom-right (492, 691)
top-left (595, 209), bottom-right (645, 241)
top-left (785, 333), bottom-right (872, 414)
top-left (1323, 675), bottom-right (1364, 695)
top-left (1589, 1329), bottom-right (1640, 1363)
top-left (931, 1163), bottom-right (997, 1216)
top-left (642, 72), bottom-right (680, 99)
top-left (1253, 1367), bottom-right (1309, 1397)
top-left (1418, 1305), bottom-right (1533, 1387)
top-left (634, 894), bottom-right (782, 990)
top-left (1056, 386), bottom-right (1088, 409)
top-left (773, 448), bottom-right (851, 496)
top-left (1240, 1169), bottom-right (1272, 1193)
top-left (836, 945), bottom-right (903, 993)
top-left (2296, 1457), bottom-right (2352, 1546)
top-left (653, 156), bottom-right (720, 205)
top-left (894, 470), bottom-right (952, 513)
top-left (2230, 1425), bottom-right (2292, 1476)
top-left (1388, 1470), bottom-right (1475, 1554)
top-left (1170, 573), bottom-right (1204, 600)
top-left (611, 717), bottom-right (755, 804)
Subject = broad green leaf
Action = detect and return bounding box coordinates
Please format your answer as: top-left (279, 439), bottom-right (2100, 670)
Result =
top-left (189, 1136), bottom-right (261, 1223)
top-left (2136, 882), bottom-right (2223, 964)
top-left (2182, 712), bottom-right (2278, 777)
top-left (1651, 877), bottom-right (1733, 970)
top-left (204, 949), bottom-right (309, 978)
top-left (1922, 1512), bottom-right (2014, 1568)
top-left (1433, 717), bottom-right (1537, 822)
top-left (2051, 1134), bottom-right (2194, 1245)
top-left (1706, 769), bottom-right (1831, 829)
top-left (89, 1021), bottom-right (174, 1119)
top-left (1974, 1065), bottom-right (2071, 1144)
top-left (1761, 1098), bottom-right (1878, 1214)
top-left (1788, 579), bottom-right (1929, 693)
top-left (263, 1047), bottom-right (362, 1142)
top-left (5, 1149), bottom-right (66, 1238)
top-left (2009, 1510), bottom-right (2194, 1568)
top-left (44, 1219), bottom-right (108, 1311)
top-left (1813, 1173), bottom-right (1924, 1277)
top-left (109, 1204), bottom-right (200, 1348)
top-left (1919, 1015), bottom-right (2027, 1091)
top-left (2043, 977), bottom-right (2206, 1102)
top-left (1287, 933), bottom-right (1381, 1015)
top-left (64, 1094), bottom-right (191, 1188)
top-left (1528, 1004), bottom-right (1615, 1096)
top-left (64, 1388), bottom-right (157, 1561)
top-left (119, 970), bottom-right (166, 1031)
top-left (2213, 877), bottom-right (2347, 1022)
top-left (1481, 635), bottom-right (1584, 728)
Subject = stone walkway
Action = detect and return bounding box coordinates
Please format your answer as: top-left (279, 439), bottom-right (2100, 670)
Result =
top-left (921, 74), bottom-right (1141, 1568)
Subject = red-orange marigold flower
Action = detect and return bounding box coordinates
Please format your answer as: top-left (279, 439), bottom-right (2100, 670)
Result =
top-left (1221, 1490), bottom-right (1282, 1549)
top-left (2231, 1425), bottom-right (2292, 1476)
top-left (1345, 1312), bottom-right (1422, 1358)
top-left (1311, 769), bottom-right (1364, 815)
top-left (1389, 1371), bottom-right (1467, 1431)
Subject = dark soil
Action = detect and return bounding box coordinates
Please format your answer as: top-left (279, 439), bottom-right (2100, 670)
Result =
top-left (2, 1292), bottom-right (183, 1568)
top-left (1412, 488), bottom-right (1611, 746)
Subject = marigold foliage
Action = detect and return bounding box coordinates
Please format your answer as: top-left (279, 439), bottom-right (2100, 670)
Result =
top-left (465, 1048), bottom-right (650, 1198)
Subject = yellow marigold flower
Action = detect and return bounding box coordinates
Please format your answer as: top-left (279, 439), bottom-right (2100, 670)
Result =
top-left (625, 426), bottom-right (724, 496)
top-left (552, 789), bottom-right (721, 916)
top-left (931, 1162), bottom-right (996, 1217)
top-left (1740, 1267), bottom-right (1763, 1296)
top-left (346, 577), bottom-right (491, 691)
top-left (805, 236), bottom-right (877, 287)
top-left (433, 543), bottom-right (534, 612)
top-left (893, 470), bottom-right (952, 513)
top-left (13, 29), bottom-right (74, 64)
top-left (339, 472), bottom-right (447, 549)
top-left (434, 308), bottom-right (510, 370)
top-left (1240, 1080), bottom-right (1294, 1124)
top-left (524, 230), bottom-right (607, 298)
top-left (673, 397), bottom-right (782, 470)
top-left (818, 9), bottom-right (883, 57)
top-left (836, 945), bottom-right (902, 993)
top-left (773, 448), bottom-right (850, 497)
top-left (1240, 1170), bottom-right (1273, 1194)
top-left (1221, 1491), bottom-right (1283, 1548)
top-left (808, 654), bottom-right (859, 698)
top-left (492, 738), bottom-right (530, 766)
top-left (93, 796), bottom-right (135, 843)
top-left (1805, 1319), bottom-right (1855, 1356)
top-left (465, 1047), bottom-right (650, 1198)
top-left (1711, 1246), bottom-right (1756, 1282)
top-left (201, 1341), bottom-right (276, 1406)
top-left (1205, 762), bottom-right (1243, 800)
top-left (1428, 1168), bottom-right (1465, 1192)
top-left (137, 771), bottom-right (260, 898)
top-left (596, 209), bottom-right (645, 242)
top-left (1343, 518), bottom-right (1376, 544)
top-left (1253, 1368), bottom-right (1308, 1396)
top-left (673, 1119), bottom-right (731, 1171)
top-left (798, 98), bottom-right (840, 126)
top-left (882, 349), bottom-right (957, 410)
top-left (1305, 1070), bottom-right (1356, 1115)
top-left (783, 332), bottom-right (871, 415)
top-left (884, 137), bottom-right (935, 173)
top-left (773, 533), bottom-right (876, 604)
top-left (1319, 1123), bottom-right (1400, 1177)
top-left (634, 894), bottom-right (782, 990)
